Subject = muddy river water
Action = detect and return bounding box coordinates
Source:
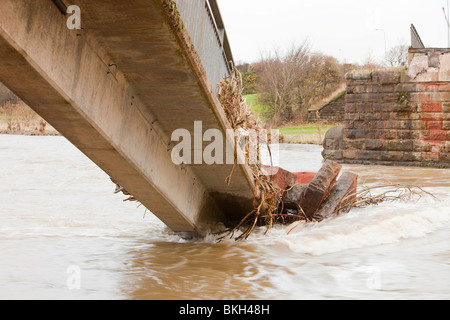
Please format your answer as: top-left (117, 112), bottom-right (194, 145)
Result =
top-left (0, 135), bottom-right (449, 300)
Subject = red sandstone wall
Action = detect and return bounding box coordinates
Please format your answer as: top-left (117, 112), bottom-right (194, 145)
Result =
top-left (343, 74), bottom-right (449, 166)
top-left (323, 49), bottom-right (450, 168)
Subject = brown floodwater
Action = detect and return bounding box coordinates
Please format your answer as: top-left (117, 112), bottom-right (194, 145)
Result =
top-left (0, 135), bottom-right (449, 300)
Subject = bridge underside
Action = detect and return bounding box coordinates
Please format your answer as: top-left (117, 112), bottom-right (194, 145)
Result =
top-left (0, 0), bottom-right (255, 236)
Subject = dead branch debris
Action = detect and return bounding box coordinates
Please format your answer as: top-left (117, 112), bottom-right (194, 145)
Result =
top-left (109, 64), bottom-right (437, 242)
top-left (215, 68), bottom-right (437, 242)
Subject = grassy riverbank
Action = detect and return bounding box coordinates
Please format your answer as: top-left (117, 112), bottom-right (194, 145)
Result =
top-left (279, 124), bottom-right (335, 145)
top-left (244, 94), bottom-right (336, 145)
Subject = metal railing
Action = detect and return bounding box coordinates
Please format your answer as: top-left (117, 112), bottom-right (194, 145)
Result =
top-left (174, 0), bottom-right (235, 90)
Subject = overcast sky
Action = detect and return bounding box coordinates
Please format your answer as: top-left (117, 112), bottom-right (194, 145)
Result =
top-left (217, 0), bottom-right (449, 65)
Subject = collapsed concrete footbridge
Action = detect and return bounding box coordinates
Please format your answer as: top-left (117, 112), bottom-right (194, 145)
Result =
top-left (0, 0), bottom-right (257, 237)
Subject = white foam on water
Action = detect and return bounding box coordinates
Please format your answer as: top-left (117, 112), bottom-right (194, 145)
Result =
top-left (245, 192), bottom-right (450, 256)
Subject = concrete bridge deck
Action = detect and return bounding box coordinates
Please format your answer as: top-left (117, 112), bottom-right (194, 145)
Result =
top-left (0, 0), bottom-right (256, 237)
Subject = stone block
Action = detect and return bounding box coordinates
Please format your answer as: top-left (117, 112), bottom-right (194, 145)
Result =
top-left (360, 150), bottom-right (383, 161)
top-left (342, 149), bottom-right (358, 160)
top-left (398, 112), bottom-right (421, 121)
top-left (345, 139), bottom-right (364, 150)
top-left (414, 140), bottom-right (433, 152)
top-left (410, 92), bottom-right (443, 103)
top-left (443, 121), bottom-right (450, 130)
top-left (313, 172), bottom-right (359, 221)
top-left (398, 130), bottom-right (421, 140)
top-left (376, 129), bottom-right (398, 140)
top-left (383, 120), bottom-right (399, 129)
top-left (421, 102), bottom-right (442, 112)
top-left (442, 103), bottom-right (450, 113)
top-left (356, 103), bottom-right (373, 113)
top-left (408, 54), bottom-right (429, 79)
top-left (345, 94), bottom-right (360, 104)
top-left (299, 160), bottom-right (342, 219)
top-left (283, 184), bottom-right (308, 210)
top-left (427, 121), bottom-right (443, 130)
top-left (322, 149), bottom-right (343, 161)
top-left (324, 138), bottom-right (338, 150)
top-left (294, 172), bottom-right (317, 185)
top-left (345, 112), bottom-right (359, 121)
top-left (381, 151), bottom-right (404, 161)
top-left (384, 140), bottom-right (414, 152)
top-left (365, 139), bottom-right (384, 150)
top-left (420, 113), bottom-right (444, 122)
top-left (345, 129), bottom-right (357, 140)
top-left (440, 153), bottom-right (450, 163)
top-left (418, 83), bottom-right (450, 93)
top-left (262, 166), bottom-right (297, 190)
top-left (428, 130), bottom-right (447, 141)
top-left (438, 92), bottom-right (450, 102)
top-left (344, 120), bottom-right (354, 129)
top-left (353, 121), bottom-right (368, 129)
top-left (401, 120), bottom-right (418, 130)
top-left (372, 102), bottom-right (385, 112)
top-left (439, 53), bottom-right (450, 81)
top-left (382, 93), bottom-right (401, 103)
top-left (360, 112), bottom-right (382, 121)
top-left (373, 120), bottom-right (386, 128)
top-left (377, 84), bottom-right (397, 93)
top-left (372, 71), bottom-right (401, 85)
top-left (353, 85), bottom-right (372, 94)
top-left (421, 152), bottom-right (440, 162)
top-left (403, 152), bottom-right (422, 162)
top-left (348, 72), bottom-right (372, 81)
top-left (381, 112), bottom-right (391, 120)
top-left (397, 83), bottom-right (419, 93)
top-left (445, 141), bottom-right (450, 153)
top-left (356, 129), bottom-right (371, 139)
top-left (409, 120), bottom-right (427, 130)
top-left (431, 143), bottom-right (446, 153)
top-left (345, 104), bottom-right (356, 113)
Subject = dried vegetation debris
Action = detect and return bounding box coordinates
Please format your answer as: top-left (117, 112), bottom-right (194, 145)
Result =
top-left (217, 70), bottom-right (285, 241)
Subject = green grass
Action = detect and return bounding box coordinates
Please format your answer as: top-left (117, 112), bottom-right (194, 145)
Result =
top-left (279, 125), bottom-right (335, 145)
top-left (279, 125), bottom-right (334, 136)
top-left (244, 94), bottom-right (270, 120)
top-left (243, 94), bottom-right (337, 144)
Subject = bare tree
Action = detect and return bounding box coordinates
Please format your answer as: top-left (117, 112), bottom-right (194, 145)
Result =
top-left (257, 43), bottom-right (344, 126)
top-left (296, 54), bottom-right (343, 113)
top-left (384, 44), bottom-right (409, 67)
top-left (257, 42), bottom-right (310, 128)
top-left (361, 50), bottom-right (380, 71)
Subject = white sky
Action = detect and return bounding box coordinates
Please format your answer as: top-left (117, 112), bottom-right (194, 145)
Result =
top-left (217, 0), bottom-right (449, 65)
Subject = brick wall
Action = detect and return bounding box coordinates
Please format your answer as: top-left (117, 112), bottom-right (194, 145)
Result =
top-left (323, 49), bottom-right (450, 168)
